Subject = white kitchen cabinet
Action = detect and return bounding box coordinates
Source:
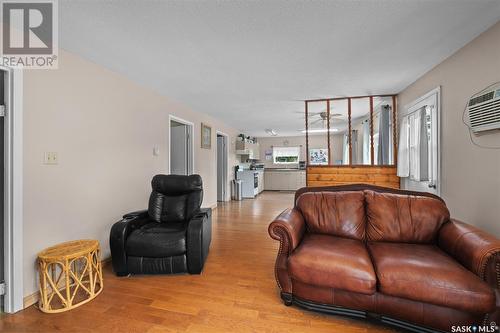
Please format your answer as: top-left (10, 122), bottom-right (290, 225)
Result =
top-left (264, 171), bottom-right (274, 190)
top-left (257, 171), bottom-right (264, 193)
top-left (264, 170), bottom-right (306, 191)
top-left (236, 141), bottom-right (260, 159)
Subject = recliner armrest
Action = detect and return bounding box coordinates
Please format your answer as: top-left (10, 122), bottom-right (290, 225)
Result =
top-left (439, 218), bottom-right (500, 288)
top-left (122, 209), bottom-right (148, 219)
top-left (186, 208), bottom-right (212, 274)
top-left (268, 208), bottom-right (306, 254)
top-left (109, 214), bottom-right (150, 276)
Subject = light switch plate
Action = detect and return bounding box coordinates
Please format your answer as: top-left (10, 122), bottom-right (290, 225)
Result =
top-left (153, 146), bottom-right (160, 156)
top-left (44, 152), bottom-right (58, 165)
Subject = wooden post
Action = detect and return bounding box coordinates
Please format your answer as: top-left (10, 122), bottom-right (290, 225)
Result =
top-left (305, 101), bottom-right (309, 185)
top-left (392, 95), bottom-right (398, 166)
top-left (370, 96), bottom-right (374, 165)
top-left (326, 100), bottom-right (331, 165)
top-left (348, 98), bottom-right (352, 165)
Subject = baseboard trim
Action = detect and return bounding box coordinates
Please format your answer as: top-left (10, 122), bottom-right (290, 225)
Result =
top-left (23, 256), bottom-right (111, 309)
top-left (23, 292), bottom-right (39, 309)
top-left (205, 203), bottom-right (218, 210)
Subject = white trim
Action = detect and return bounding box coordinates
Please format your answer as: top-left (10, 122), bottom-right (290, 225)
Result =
top-left (216, 131), bottom-right (229, 202)
top-left (168, 115), bottom-right (194, 175)
top-left (1, 66), bottom-right (23, 313)
top-left (403, 86), bottom-right (441, 114)
top-left (402, 86), bottom-right (441, 196)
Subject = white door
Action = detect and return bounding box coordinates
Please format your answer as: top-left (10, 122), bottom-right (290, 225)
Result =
top-left (170, 121), bottom-right (189, 175)
top-left (0, 70), bottom-right (4, 304)
top-left (401, 88), bottom-right (440, 195)
top-left (217, 135), bottom-right (227, 201)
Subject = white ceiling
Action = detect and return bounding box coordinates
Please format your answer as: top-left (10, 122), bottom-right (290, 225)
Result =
top-left (59, 0), bottom-right (500, 137)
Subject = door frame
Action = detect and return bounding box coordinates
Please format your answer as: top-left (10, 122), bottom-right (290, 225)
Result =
top-left (402, 86), bottom-right (441, 196)
top-left (168, 115), bottom-right (194, 175)
top-left (216, 131), bottom-right (229, 202)
top-left (1, 66), bottom-right (23, 313)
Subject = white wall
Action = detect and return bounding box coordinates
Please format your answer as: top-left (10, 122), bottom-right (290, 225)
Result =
top-left (22, 50), bottom-right (239, 296)
top-left (398, 21), bottom-right (500, 236)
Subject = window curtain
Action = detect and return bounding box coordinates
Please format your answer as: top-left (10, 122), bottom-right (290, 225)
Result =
top-left (342, 133), bottom-right (349, 164)
top-left (362, 120), bottom-right (370, 164)
top-left (408, 107), bottom-right (429, 181)
top-left (397, 116), bottom-right (410, 177)
top-left (377, 105), bottom-right (392, 165)
top-left (351, 130), bottom-right (358, 164)
top-left (273, 147), bottom-right (300, 163)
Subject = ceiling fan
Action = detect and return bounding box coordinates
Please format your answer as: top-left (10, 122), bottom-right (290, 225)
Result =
top-left (293, 110), bottom-right (344, 125)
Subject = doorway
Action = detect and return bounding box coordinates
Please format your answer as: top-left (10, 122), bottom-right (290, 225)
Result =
top-left (401, 87), bottom-right (441, 195)
top-left (169, 116), bottom-right (193, 175)
top-left (0, 66), bottom-right (23, 313)
top-left (216, 133), bottom-right (228, 202)
top-left (0, 70), bottom-right (4, 311)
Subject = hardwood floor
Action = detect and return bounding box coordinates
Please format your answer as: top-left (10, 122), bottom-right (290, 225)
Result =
top-left (0, 191), bottom-right (399, 332)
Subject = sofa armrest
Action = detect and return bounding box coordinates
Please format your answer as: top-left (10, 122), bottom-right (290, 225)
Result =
top-left (187, 208), bottom-right (212, 274)
top-left (269, 208), bottom-right (306, 253)
top-left (268, 208), bottom-right (306, 293)
top-left (439, 219), bottom-right (500, 288)
top-left (109, 214), bottom-right (150, 276)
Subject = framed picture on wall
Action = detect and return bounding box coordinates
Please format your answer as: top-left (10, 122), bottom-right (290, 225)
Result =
top-left (309, 148), bottom-right (328, 165)
top-left (201, 123), bottom-right (212, 149)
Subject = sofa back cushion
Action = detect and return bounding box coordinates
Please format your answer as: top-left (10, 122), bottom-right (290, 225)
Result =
top-left (365, 190), bottom-right (449, 243)
top-left (296, 191), bottom-right (366, 240)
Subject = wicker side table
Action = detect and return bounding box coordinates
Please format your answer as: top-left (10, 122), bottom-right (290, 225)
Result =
top-left (37, 239), bottom-right (103, 313)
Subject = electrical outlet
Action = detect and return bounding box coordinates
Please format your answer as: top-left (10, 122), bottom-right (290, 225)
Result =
top-left (44, 152), bottom-right (58, 165)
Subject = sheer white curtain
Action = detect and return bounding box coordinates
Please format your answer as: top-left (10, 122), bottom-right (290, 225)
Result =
top-left (397, 116), bottom-right (410, 177)
top-left (362, 120), bottom-right (370, 164)
top-left (342, 134), bottom-right (349, 164)
top-left (403, 107), bottom-right (429, 181)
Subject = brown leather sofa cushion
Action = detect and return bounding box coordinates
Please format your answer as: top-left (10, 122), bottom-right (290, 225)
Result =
top-left (365, 190), bottom-right (449, 243)
top-left (296, 191), bottom-right (366, 240)
top-left (368, 242), bottom-right (495, 313)
top-left (288, 234), bottom-right (376, 294)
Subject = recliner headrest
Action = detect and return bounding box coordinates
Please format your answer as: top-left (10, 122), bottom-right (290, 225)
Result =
top-left (151, 174), bottom-right (203, 196)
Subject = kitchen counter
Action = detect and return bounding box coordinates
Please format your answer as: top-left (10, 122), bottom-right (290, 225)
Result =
top-left (265, 168), bottom-right (305, 172)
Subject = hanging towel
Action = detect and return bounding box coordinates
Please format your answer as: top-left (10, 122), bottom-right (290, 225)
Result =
top-left (397, 115), bottom-right (410, 177)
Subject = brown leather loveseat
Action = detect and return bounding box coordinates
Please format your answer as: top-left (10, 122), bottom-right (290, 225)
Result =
top-left (268, 185), bottom-right (500, 332)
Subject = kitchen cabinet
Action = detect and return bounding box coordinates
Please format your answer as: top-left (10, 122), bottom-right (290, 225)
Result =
top-left (236, 141), bottom-right (260, 159)
top-left (257, 170), bottom-right (264, 194)
top-left (264, 170), bottom-right (306, 191)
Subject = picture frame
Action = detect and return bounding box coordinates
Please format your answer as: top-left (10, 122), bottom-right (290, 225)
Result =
top-left (201, 123), bottom-right (212, 149)
top-left (309, 148), bottom-right (328, 165)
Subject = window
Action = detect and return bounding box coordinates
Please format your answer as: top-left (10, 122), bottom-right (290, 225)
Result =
top-left (273, 146), bottom-right (300, 164)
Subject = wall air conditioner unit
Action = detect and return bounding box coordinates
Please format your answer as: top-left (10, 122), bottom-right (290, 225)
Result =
top-left (466, 83), bottom-right (500, 133)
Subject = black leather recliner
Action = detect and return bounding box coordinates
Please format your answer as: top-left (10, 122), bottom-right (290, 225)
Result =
top-left (109, 174), bottom-right (212, 276)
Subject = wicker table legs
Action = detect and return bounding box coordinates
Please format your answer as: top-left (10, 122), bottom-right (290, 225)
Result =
top-left (38, 240), bottom-right (103, 313)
